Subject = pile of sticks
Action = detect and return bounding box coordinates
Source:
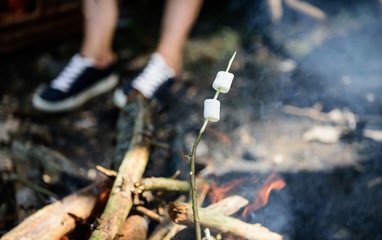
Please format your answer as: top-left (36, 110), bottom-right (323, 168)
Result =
top-left (2, 96), bottom-right (282, 240)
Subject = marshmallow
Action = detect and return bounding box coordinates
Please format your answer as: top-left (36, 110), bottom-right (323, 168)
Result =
top-left (204, 99), bottom-right (220, 122)
top-left (212, 71), bottom-right (234, 93)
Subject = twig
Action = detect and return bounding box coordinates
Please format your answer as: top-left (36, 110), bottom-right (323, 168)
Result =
top-left (136, 206), bottom-right (163, 222)
top-left (96, 165), bottom-right (117, 178)
top-left (171, 170), bottom-right (181, 179)
top-left (151, 139), bottom-right (171, 150)
top-left (9, 173), bottom-right (58, 199)
top-left (140, 177), bottom-right (192, 192)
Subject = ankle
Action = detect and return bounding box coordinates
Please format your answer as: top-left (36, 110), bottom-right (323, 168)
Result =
top-left (80, 51), bottom-right (116, 69)
top-left (156, 51), bottom-right (181, 75)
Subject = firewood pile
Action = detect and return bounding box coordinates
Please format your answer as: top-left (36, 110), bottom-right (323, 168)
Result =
top-left (1, 94), bottom-right (283, 240)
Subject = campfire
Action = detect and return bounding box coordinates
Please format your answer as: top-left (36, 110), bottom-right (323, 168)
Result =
top-left (2, 1), bottom-right (382, 239)
top-left (1, 54), bottom-right (289, 240)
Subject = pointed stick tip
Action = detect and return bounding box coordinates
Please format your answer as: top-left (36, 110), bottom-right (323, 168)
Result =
top-left (226, 51), bottom-right (237, 72)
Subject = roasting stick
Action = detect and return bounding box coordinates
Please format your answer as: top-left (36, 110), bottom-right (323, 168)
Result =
top-left (188, 52), bottom-right (236, 240)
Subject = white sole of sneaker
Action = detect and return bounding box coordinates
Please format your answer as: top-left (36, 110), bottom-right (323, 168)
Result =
top-left (112, 88), bottom-right (127, 109)
top-left (32, 74), bottom-right (119, 112)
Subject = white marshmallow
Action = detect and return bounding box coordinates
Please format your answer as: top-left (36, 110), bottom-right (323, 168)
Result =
top-left (212, 71), bottom-right (234, 93)
top-left (204, 99), bottom-right (220, 122)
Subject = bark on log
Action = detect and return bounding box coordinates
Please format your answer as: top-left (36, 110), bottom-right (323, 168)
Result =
top-left (119, 215), bottom-right (149, 240)
top-left (148, 195), bottom-right (187, 240)
top-left (162, 182), bottom-right (211, 240)
top-left (1, 179), bottom-right (111, 240)
top-left (138, 177), bottom-right (206, 192)
top-left (89, 97), bottom-right (153, 240)
top-left (141, 177), bottom-right (190, 192)
top-left (168, 202), bottom-right (283, 240)
top-left (172, 195), bottom-right (249, 240)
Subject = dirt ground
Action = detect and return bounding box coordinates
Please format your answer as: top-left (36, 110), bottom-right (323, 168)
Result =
top-left (1, 0), bottom-right (382, 239)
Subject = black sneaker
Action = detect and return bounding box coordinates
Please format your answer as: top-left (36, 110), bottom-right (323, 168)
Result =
top-left (113, 53), bottom-right (175, 108)
top-left (32, 54), bottom-right (118, 112)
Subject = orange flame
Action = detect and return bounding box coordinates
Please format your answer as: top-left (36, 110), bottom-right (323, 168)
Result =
top-left (208, 178), bottom-right (248, 203)
top-left (242, 172), bottom-right (286, 216)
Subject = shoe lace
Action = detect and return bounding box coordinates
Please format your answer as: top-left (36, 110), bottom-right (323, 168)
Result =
top-left (51, 54), bottom-right (94, 92)
top-left (131, 53), bottom-right (175, 98)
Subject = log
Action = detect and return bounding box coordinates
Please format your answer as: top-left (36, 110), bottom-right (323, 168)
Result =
top-left (172, 195), bottom-right (249, 240)
top-left (162, 182), bottom-right (211, 240)
top-left (1, 179), bottom-right (111, 240)
top-left (89, 96), bottom-right (154, 240)
top-left (148, 195), bottom-right (187, 240)
top-left (205, 195), bottom-right (249, 215)
top-left (168, 202), bottom-right (283, 240)
top-left (119, 215), bottom-right (149, 240)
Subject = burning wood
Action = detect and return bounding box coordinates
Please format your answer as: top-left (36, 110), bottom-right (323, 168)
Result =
top-left (1, 179), bottom-right (111, 240)
top-left (167, 201), bottom-right (283, 240)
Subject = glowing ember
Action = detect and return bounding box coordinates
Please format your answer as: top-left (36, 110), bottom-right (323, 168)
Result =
top-left (242, 172), bottom-right (286, 216)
